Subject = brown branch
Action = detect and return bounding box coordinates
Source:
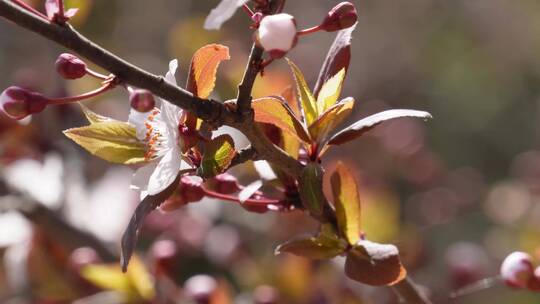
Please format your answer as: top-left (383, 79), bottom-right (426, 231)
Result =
top-left (230, 146), bottom-right (257, 167)
top-left (236, 44), bottom-right (264, 116)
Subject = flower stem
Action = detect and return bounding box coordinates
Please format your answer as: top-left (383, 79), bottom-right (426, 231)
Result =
top-left (47, 81), bottom-right (116, 105)
top-left (85, 67), bottom-right (109, 80)
top-left (11, 0), bottom-right (48, 20)
top-left (57, 0), bottom-right (64, 19)
top-left (242, 4), bottom-right (254, 17)
top-left (297, 25), bottom-right (322, 36)
top-left (201, 186), bottom-right (280, 206)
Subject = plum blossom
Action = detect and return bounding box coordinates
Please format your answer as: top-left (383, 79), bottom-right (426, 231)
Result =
top-left (128, 60), bottom-right (191, 196)
top-left (258, 13), bottom-right (297, 57)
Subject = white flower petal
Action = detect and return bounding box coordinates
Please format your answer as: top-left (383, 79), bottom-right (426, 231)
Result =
top-left (204, 0), bottom-right (249, 30)
top-left (253, 160), bottom-right (277, 181)
top-left (165, 59), bottom-right (178, 86)
top-left (161, 100), bottom-right (182, 132)
top-left (128, 108), bottom-right (153, 141)
top-left (238, 180), bottom-right (263, 203)
top-left (147, 148), bottom-right (183, 195)
top-left (131, 162), bottom-right (158, 192)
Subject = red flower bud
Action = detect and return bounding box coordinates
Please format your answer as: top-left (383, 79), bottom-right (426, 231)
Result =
top-left (321, 2), bottom-right (358, 32)
top-left (180, 176), bottom-right (205, 203)
top-left (55, 53), bottom-right (87, 80)
top-left (130, 89), bottom-right (156, 113)
top-left (212, 173), bottom-right (241, 194)
top-left (160, 176), bottom-right (205, 212)
top-left (0, 86), bottom-right (48, 120)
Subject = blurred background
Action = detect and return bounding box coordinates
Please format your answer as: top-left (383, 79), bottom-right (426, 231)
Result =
top-left (1, 0), bottom-right (540, 303)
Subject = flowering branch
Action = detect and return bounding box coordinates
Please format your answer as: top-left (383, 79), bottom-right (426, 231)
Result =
top-left (0, 1), bottom-right (431, 303)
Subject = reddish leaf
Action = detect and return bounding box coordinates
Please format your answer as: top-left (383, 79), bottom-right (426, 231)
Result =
top-left (330, 161), bottom-right (361, 245)
top-left (313, 24), bottom-right (356, 97)
top-left (328, 109), bottom-right (432, 146)
top-left (253, 96), bottom-right (311, 143)
top-left (186, 44), bottom-right (230, 99)
top-left (309, 97), bottom-right (354, 143)
top-left (345, 240), bottom-right (407, 286)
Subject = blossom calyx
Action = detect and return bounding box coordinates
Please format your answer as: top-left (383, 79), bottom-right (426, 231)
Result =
top-left (257, 13), bottom-right (298, 58)
top-left (0, 86), bottom-right (48, 120)
top-left (321, 2), bottom-right (358, 32)
top-left (55, 53), bottom-right (87, 80)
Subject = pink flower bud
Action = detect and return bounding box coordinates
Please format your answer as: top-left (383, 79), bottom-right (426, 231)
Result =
top-left (0, 86), bottom-right (48, 120)
top-left (55, 53), bottom-right (87, 80)
top-left (180, 175), bottom-right (205, 203)
top-left (212, 173), bottom-right (240, 194)
top-left (257, 14), bottom-right (298, 58)
top-left (129, 89), bottom-right (156, 113)
top-left (500, 251), bottom-right (534, 288)
top-left (321, 2), bottom-right (358, 32)
top-left (160, 176), bottom-right (205, 212)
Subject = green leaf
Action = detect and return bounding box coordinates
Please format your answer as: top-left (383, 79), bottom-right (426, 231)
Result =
top-left (64, 121), bottom-right (146, 164)
top-left (198, 134), bottom-right (236, 178)
top-left (345, 240), bottom-right (407, 286)
top-left (80, 103), bottom-right (116, 124)
top-left (298, 162), bottom-right (327, 218)
top-left (328, 109), bottom-right (433, 146)
top-left (330, 161), bottom-right (361, 245)
top-left (317, 68), bottom-right (346, 114)
top-left (276, 223), bottom-right (346, 259)
top-left (309, 97), bottom-right (354, 143)
top-left (253, 96), bottom-right (311, 143)
top-left (286, 59), bottom-right (318, 126)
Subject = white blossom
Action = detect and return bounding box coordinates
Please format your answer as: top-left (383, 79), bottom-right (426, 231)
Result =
top-left (128, 60), bottom-right (191, 196)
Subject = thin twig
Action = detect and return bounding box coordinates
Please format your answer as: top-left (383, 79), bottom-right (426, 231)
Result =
top-left (392, 277), bottom-right (432, 304)
top-left (236, 44), bottom-right (264, 116)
